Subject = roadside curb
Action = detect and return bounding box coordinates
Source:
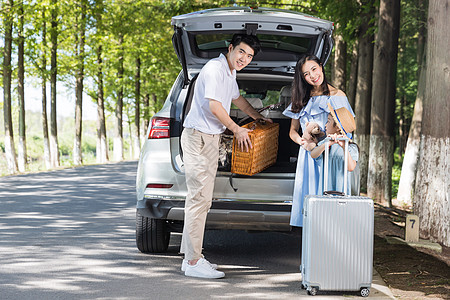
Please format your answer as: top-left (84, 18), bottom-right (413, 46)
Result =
top-left (385, 236), bottom-right (442, 253)
top-left (371, 269), bottom-right (397, 299)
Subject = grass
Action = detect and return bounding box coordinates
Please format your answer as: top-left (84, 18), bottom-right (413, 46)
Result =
top-left (0, 145), bottom-right (137, 177)
top-left (0, 111), bottom-right (137, 176)
top-left (1, 150), bottom-right (97, 176)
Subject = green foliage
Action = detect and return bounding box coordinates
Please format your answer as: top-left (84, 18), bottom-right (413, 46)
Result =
top-left (81, 135), bottom-right (97, 155)
top-left (27, 135), bottom-right (44, 158)
top-left (0, 0), bottom-right (425, 183)
top-left (394, 0), bottom-right (424, 153)
top-left (392, 150), bottom-right (404, 197)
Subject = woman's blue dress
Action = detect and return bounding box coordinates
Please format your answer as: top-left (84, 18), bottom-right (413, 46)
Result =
top-left (282, 95), bottom-right (354, 227)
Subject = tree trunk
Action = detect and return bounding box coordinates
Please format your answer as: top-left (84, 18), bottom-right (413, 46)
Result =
top-left (143, 92), bottom-right (150, 135)
top-left (367, 0), bottom-right (400, 206)
top-left (347, 41), bottom-right (358, 110)
top-left (74, 1), bottom-right (86, 165)
top-left (152, 93), bottom-right (158, 123)
top-left (50, 0), bottom-right (60, 168)
top-left (332, 28), bottom-right (347, 91)
top-left (396, 0), bottom-right (428, 206)
top-left (413, 0), bottom-right (450, 247)
top-left (41, 8), bottom-right (51, 170)
top-left (397, 35), bottom-right (408, 159)
top-left (416, 0), bottom-right (427, 73)
top-left (128, 118), bottom-right (133, 159)
top-left (397, 56), bottom-right (425, 205)
top-left (17, 0), bottom-right (27, 172)
top-left (134, 57), bottom-right (141, 159)
top-left (152, 93), bottom-right (157, 108)
top-left (398, 94), bottom-right (406, 159)
top-left (354, 1), bottom-right (375, 193)
top-left (95, 0), bottom-right (108, 164)
top-left (2, 0), bottom-right (18, 174)
top-left (42, 79), bottom-right (51, 170)
top-left (96, 44), bottom-right (109, 163)
top-left (114, 33), bottom-right (124, 161)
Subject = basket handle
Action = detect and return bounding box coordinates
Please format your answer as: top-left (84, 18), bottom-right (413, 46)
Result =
top-left (249, 118), bottom-right (266, 130)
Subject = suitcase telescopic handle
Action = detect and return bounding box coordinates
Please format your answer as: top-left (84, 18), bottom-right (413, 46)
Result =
top-left (323, 136), bottom-right (351, 196)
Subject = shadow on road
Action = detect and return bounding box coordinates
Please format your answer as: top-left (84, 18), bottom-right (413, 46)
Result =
top-left (0, 161), bottom-right (393, 299)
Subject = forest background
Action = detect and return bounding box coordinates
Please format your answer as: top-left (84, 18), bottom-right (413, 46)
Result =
top-left (1, 0), bottom-right (449, 247)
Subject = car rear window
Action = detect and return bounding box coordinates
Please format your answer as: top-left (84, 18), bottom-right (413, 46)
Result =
top-left (190, 33), bottom-right (314, 60)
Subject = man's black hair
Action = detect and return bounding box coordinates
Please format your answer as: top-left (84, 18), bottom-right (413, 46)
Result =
top-left (230, 34), bottom-right (261, 56)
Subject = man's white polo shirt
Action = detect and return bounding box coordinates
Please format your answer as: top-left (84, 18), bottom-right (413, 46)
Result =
top-left (183, 54), bottom-right (240, 135)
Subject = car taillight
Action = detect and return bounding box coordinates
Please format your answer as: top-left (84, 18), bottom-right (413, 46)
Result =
top-left (146, 184), bottom-right (173, 188)
top-left (148, 117), bottom-right (170, 139)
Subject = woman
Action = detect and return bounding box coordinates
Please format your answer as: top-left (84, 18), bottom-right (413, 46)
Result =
top-left (283, 55), bottom-right (355, 227)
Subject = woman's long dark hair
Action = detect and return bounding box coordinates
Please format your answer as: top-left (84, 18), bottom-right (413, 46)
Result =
top-left (291, 55), bottom-right (330, 113)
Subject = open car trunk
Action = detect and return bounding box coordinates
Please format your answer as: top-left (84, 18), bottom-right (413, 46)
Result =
top-left (181, 71), bottom-right (299, 175)
top-left (172, 7), bottom-right (334, 176)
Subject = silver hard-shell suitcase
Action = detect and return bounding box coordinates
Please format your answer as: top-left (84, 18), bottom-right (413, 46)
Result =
top-left (301, 137), bottom-right (374, 297)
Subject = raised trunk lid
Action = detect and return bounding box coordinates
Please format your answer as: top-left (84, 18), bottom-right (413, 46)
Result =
top-left (171, 6), bottom-right (334, 84)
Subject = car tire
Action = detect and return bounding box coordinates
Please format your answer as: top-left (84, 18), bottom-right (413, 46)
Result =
top-left (136, 211), bottom-right (170, 253)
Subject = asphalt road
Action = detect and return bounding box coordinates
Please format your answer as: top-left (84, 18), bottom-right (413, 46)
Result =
top-left (0, 161), bottom-right (395, 299)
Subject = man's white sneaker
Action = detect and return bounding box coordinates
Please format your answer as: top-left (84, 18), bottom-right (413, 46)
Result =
top-left (184, 258), bottom-right (225, 279)
top-left (181, 258), bottom-right (218, 272)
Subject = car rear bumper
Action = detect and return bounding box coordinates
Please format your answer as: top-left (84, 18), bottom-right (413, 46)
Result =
top-left (137, 198), bottom-right (292, 231)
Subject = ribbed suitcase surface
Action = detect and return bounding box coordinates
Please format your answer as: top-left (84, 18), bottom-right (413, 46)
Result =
top-left (301, 195), bottom-right (374, 294)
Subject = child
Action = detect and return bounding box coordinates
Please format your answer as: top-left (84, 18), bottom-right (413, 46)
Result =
top-left (310, 103), bottom-right (359, 195)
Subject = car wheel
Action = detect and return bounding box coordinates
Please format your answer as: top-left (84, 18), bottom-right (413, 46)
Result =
top-left (136, 211), bottom-right (170, 253)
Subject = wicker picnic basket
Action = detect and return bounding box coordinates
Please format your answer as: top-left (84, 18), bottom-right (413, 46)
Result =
top-left (231, 120), bottom-right (279, 176)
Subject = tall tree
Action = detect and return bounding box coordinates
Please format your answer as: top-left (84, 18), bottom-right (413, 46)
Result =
top-left (395, 0), bottom-right (424, 161)
top-left (397, 0), bottom-right (428, 206)
top-left (113, 33), bottom-right (124, 161)
top-left (143, 91), bottom-right (150, 135)
top-left (17, 0), bottom-right (27, 172)
top-left (416, 0), bottom-right (426, 72)
top-left (354, 0), bottom-right (375, 192)
top-left (367, 0), bottom-right (401, 206)
top-left (49, 0), bottom-right (60, 168)
top-left (346, 41), bottom-right (358, 109)
top-left (73, 0), bottom-right (87, 165)
top-left (397, 53), bottom-right (425, 205)
top-left (413, 0), bottom-right (449, 247)
top-left (332, 26), bottom-right (347, 91)
top-left (95, 0), bottom-right (108, 163)
top-left (133, 57), bottom-right (141, 159)
top-left (41, 8), bottom-right (51, 170)
top-left (397, 39), bottom-right (407, 160)
top-left (2, 0), bottom-right (18, 174)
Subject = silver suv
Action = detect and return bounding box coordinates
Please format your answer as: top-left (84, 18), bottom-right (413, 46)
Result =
top-left (136, 7), bottom-right (334, 253)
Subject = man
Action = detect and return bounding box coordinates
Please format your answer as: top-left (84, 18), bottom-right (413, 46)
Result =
top-left (180, 34), bottom-right (271, 279)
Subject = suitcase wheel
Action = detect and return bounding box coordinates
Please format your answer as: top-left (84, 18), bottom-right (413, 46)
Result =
top-left (307, 287), bottom-right (318, 296)
top-left (360, 288), bottom-right (370, 297)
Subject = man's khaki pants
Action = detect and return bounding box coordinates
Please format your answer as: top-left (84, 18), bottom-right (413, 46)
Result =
top-left (180, 128), bottom-right (220, 260)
